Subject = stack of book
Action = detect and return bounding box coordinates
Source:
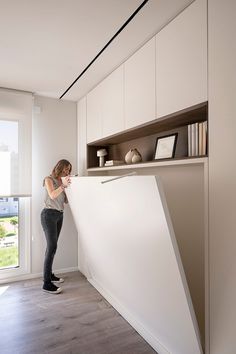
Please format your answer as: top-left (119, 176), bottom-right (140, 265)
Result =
top-left (188, 121), bottom-right (207, 157)
top-left (105, 160), bottom-right (124, 167)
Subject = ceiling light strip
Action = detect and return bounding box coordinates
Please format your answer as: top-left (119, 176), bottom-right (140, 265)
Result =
top-left (60, 0), bottom-right (150, 99)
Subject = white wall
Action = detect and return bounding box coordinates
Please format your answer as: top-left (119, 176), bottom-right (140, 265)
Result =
top-left (32, 95), bottom-right (78, 276)
top-left (208, 1), bottom-right (236, 353)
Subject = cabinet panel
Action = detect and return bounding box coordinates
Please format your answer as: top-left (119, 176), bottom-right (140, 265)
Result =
top-left (77, 97), bottom-right (87, 175)
top-left (156, 0), bottom-right (207, 117)
top-left (86, 83), bottom-right (102, 143)
top-left (102, 65), bottom-right (124, 138)
top-left (124, 37), bottom-right (156, 129)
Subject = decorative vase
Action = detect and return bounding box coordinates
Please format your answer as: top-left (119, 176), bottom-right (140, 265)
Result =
top-left (132, 150), bottom-right (142, 163)
top-left (125, 149), bottom-right (133, 164)
top-left (125, 148), bottom-right (142, 164)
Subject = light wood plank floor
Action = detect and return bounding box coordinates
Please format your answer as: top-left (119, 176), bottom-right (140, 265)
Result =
top-left (0, 271), bottom-right (157, 354)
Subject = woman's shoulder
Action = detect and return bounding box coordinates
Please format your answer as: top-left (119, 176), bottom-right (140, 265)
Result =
top-left (43, 175), bottom-right (54, 186)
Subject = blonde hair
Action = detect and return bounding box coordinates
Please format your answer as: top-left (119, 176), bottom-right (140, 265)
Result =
top-left (51, 159), bottom-right (72, 178)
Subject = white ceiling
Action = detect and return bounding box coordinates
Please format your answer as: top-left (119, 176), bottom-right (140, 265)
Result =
top-left (0, 0), bottom-right (193, 102)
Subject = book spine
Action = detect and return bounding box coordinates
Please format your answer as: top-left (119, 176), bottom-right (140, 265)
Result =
top-left (191, 123), bottom-right (195, 156)
top-left (202, 121), bottom-right (207, 155)
top-left (188, 124), bottom-right (191, 157)
top-left (195, 122), bottom-right (199, 156)
top-left (199, 122), bottom-right (203, 156)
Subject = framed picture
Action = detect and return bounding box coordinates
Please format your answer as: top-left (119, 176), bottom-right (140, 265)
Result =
top-left (154, 133), bottom-right (178, 160)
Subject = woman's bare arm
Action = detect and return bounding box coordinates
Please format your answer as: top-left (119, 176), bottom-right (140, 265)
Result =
top-left (45, 177), bottom-right (64, 200)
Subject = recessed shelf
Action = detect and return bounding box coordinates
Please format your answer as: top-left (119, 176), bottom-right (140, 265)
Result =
top-left (87, 102), bottom-right (208, 170)
top-left (87, 156), bottom-right (208, 172)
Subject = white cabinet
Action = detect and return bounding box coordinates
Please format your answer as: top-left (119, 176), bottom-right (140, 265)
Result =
top-left (87, 66), bottom-right (124, 142)
top-left (77, 97), bottom-right (87, 175)
top-left (101, 65), bottom-right (124, 138)
top-left (124, 37), bottom-right (156, 129)
top-left (156, 0), bottom-right (207, 118)
top-left (87, 0), bottom-right (207, 141)
top-left (86, 83), bottom-right (102, 143)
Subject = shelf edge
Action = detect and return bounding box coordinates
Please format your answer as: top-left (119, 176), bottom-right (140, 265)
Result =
top-left (87, 157), bottom-right (208, 172)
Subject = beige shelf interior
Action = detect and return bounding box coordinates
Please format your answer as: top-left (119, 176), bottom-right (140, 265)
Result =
top-left (87, 102), bottom-right (208, 169)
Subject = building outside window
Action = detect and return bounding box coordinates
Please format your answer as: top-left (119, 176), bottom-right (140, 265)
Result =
top-left (0, 197), bottom-right (19, 269)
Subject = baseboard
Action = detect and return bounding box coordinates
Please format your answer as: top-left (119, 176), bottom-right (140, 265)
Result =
top-left (55, 266), bottom-right (79, 275)
top-left (89, 278), bottom-right (170, 354)
top-left (0, 266), bottom-right (79, 285)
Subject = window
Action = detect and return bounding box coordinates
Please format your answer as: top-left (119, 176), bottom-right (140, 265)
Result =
top-left (0, 89), bottom-right (32, 197)
top-left (0, 120), bottom-right (18, 196)
top-left (0, 197), bottom-right (30, 280)
top-left (0, 87), bottom-right (32, 280)
top-left (0, 197), bottom-right (19, 269)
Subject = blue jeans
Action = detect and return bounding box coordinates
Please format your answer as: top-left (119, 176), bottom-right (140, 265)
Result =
top-left (41, 208), bottom-right (63, 283)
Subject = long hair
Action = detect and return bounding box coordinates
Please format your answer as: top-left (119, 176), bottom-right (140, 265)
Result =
top-left (51, 159), bottom-right (72, 178)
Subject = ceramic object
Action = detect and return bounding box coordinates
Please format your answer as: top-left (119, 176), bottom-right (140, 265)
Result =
top-left (132, 151), bottom-right (142, 163)
top-left (125, 149), bottom-right (133, 164)
top-left (125, 148), bottom-right (142, 164)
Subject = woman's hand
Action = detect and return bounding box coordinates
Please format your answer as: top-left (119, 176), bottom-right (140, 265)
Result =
top-left (63, 176), bottom-right (71, 188)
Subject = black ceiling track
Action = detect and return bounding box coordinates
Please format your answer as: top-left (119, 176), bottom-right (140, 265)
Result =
top-left (60, 0), bottom-right (150, 99)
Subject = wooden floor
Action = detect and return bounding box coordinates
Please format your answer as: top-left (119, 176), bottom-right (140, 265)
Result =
top-left (0, 271), bottom-right (157, 354)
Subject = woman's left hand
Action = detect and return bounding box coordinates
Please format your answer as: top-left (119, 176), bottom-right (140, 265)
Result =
top-left (63, 176), bottom-right (71, 188)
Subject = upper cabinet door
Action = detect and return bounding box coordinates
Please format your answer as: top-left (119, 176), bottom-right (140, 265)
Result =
top-left (87, 83), bottom-right (102, 143)
top-left (101, 65), bottom-right (124, 138)
top-left (156, 0), bottom-right (207, 118)
top-left (77, 97), bottom-right (87, 175)
top-left (124, 37), bottom-right (156, 129)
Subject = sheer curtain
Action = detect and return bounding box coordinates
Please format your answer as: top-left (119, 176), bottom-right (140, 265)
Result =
top-left (0, 88), bottom-right (32, 197)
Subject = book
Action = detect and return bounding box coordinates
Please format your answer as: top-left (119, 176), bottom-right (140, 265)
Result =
top-left (198, 122), bottom-right (203, 155)
top-left (188, 124), bottom-right (192, 156)
top-left (202, 121), bottom-right (207, 155)
top-left (105, 160), bottom-right (124, 166)
top-left (191, 123), bottom-right (196, 156)
top-left (195, 122), bottom-right (199, 156)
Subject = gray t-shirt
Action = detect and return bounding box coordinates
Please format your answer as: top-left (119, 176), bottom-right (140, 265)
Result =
top-left (43, 176), bottom-right (67, 211)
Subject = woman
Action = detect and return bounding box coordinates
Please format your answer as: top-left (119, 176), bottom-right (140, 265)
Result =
top-left (41, 159), bottom-right (72, 294)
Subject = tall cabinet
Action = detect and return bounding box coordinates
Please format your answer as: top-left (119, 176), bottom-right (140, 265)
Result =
top-left (77, 0), bottom-right (208, 352)
top-left (208, 1), bottom-right (236, 353)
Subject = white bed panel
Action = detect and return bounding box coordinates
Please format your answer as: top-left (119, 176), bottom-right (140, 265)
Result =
top-left (65, 175), bottom-right (202, 354)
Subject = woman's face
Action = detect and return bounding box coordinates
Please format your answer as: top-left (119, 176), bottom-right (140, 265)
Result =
top-left (61, 165), bottom-right (71, 177)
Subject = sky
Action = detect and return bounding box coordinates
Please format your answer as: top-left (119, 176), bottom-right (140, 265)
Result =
top-left (0, 120), bottom-right (18, 153)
